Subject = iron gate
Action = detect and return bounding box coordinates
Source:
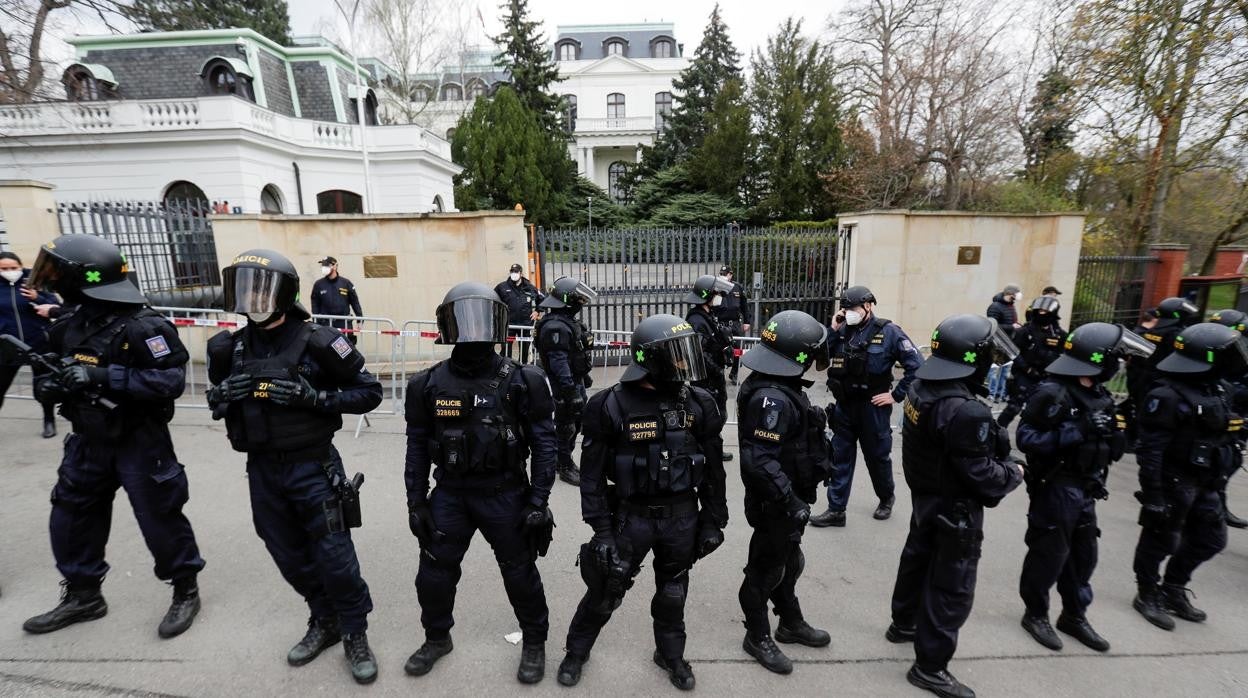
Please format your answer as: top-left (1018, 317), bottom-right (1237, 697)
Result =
top-left (1070, 255), bottom-right (1160, 326)
top-left (57, 200), bottom-right (221, 307)
top-left (533, 226), bottom-right (852, 333)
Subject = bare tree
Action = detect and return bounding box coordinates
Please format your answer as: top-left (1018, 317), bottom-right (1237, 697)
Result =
top-left (0, 0), bottom-right (125, 104)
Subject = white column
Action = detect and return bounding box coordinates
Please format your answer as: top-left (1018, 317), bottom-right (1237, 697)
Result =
top-left (585, 147), bottom-right (597, 186)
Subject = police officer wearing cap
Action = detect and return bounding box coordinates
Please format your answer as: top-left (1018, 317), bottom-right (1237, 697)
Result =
top-left (206, 249), bottom-right (382, 683)
top-left (403, 282), bottom-right (558, 684)
top-left (1131, 322), bottom-right (1246, 631)
top-left (311, 255), bottom-right (363, 343)
top-left (1209, 309), bottom-right (1248, 529)
top-left (712, 265), bottom-right (752, 385)
top-left (685, 274), bottom-right (736, 460)
top-left (888, 314), bottom-right (1024, 698)
top-left (557, 314), bottom-right (727, 691)
top-left (495, 263), bottom-right (545, 364)
top-left (1015, 323), bottom-right (1153, 653)
top-left (736, 310), bottom-right (833, 675)
top-left (997, 296), bottom-right (1067, 427)
top-left (534, 276), bottom-right (597, 486)
top-left (19, 235), bottom-right (205, 639)
top-left (812, 285), bottom-right (922, 527)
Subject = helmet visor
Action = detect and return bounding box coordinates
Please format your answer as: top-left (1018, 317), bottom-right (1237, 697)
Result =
top-left (643, 334), bottom-right (708, 383)
top-left (1223, 334), bottom-right (1248, 376)
top-left (436, 297), bottom-right (508, 343)
top-left (1030, 296), bottom-right (1060, 313)
top-left (711, 277), bottom-right (733, 294)
top-left (27, 247), bottom-right (73, 291)
top-left (223, 266), bottom-right (290, 314)
top-left (1114, 328), bottom-right (1156, 360)
top-left (989, 324), bottom-right (1020, 364)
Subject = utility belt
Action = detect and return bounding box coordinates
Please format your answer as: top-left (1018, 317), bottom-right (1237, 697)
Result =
top-left (829, 373), bottom-right (892, 403)
top-left (434, 470), bottom-right (527, 494)
top-left (320, 458), bottom-right (365, 532)
top-left (617, 492), bottom-right (699, 519)
top-left (251, 444), bottom-right (334, 464)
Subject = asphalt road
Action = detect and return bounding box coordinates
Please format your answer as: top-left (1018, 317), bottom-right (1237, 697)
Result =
top-left (0, 385), bottom-right (1246, 697)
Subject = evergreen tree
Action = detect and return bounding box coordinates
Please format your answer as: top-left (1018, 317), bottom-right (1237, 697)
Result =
top-left (492, 0), bottom-right (563, 133)
top-left (1021, 68), bottom-right (1077, 191)
top-left (686, 77), bottom-right (750, 199)
top-left (126, 0), bottom-right (292, 45)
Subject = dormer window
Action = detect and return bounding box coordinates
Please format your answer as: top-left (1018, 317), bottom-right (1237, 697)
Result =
top-left (604, 38), bottom-right (627, 57)
top-left (412, 84), bottom-right (432, 103)
top-left (466, 79), bottom-right (487, 100)
top-left (441, 83), bottom-right (463, 101)
top-left (62, 63), bottom-right (117, 101)
top-left (652, 39), bottom-right (674, 58)
top-left (556, 39), bottom-right (580, 61)
top-left (200, 57), bottom-right (255, 102)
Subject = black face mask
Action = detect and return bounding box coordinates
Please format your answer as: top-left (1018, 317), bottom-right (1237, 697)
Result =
top-left (451, 342), bottom-right (497, 375)
top-left (1033, 313), bottom-right (1056, 326)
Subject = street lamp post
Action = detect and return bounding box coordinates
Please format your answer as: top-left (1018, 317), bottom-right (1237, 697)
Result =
top-left (333, 0), bottom-right (372, 213)
top-left (587, 196), bottom-right (593, 229)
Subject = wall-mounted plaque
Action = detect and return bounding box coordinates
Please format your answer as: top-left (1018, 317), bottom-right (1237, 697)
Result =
top-left (957, 246), bottom-right (981, 265)
top-left (363, 254), bottom-right (398, 278)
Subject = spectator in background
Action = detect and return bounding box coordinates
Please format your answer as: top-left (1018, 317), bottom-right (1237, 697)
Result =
top-left (311, 256), bottom-right (364, 344)
top-left (0, 251), bottom-right (59, 437)
top-left (495, 263), bottom-right (545, 363)
top-left (986, 284), bottom-right (1022, 403)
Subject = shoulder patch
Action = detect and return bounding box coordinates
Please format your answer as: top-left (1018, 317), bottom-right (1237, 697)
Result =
top-left (760, 395), bottom-right (782, 430)
top-left (331, 335), bottom-right (353, 358)
top-left (901, 339), bottom-right (916, 352)
top-left (145, 335), bottom-right (172, 358)
top-left (976, 422), bottom-right (990, 444)
top-left (1146, 397), bottom-right (1160, 414)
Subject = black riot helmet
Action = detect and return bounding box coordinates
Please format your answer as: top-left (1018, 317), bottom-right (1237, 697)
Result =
top-left (741, 310), bottom-right (829, 377)
top-left (221, 249), bottom-right (306, 324)
top-left (28, 234), bottom-right (147, 305)
top-left (916, 313), bottom-right (1019, 382)
top-left (840, 285), bottom-right (877, 309)
top-left (539, 276), bottom-right (597, 310)
top-left (1210, 308), bottom-right (1248, 333)
top-left (1155, 297), bottom-right (1201, 328)
top-left (1029, 295), bottom-right (1060, 316)
top-left (435, 281), bottom-right (508, 344)
top-left (1156, 322), bottom-right (1248, 377)
top-left (1046, 322), bottom-right (1154, 381)
top-left (620, 313), bottom-right (708, 384)
top-left (684, 274), bottom-right (733, 305)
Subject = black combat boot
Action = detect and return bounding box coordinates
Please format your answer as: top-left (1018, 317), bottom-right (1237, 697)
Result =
top-left (23, 581), bottom-right (108, 634)
top-left (558, 465), bottom-right (581, 486)
top-left (809, 508), bottom-right (846, 528)
top-left (722, 451), bottom-right (734, 462)
top-left (775, 618), bottom-right (831, 647)
top-left (41, 417), bottom-right (56, 438)
top-left (1020, 613), bottom-right (1062, 650)
top-left (556, 652), bottom-right (586, 686)
top-left (1132, 585), bottom-right (1175, 631)
top-left (1161, 584), bottom-right (1207, 623)
top-left (652, 651), bottom-right (695, 690)
top-left (885, 622), bottom-right (916, 643)
top-left (907, 663), bottom-right (976, 698)
top-left (873, 497), bottom-right (895, 520)
top-left (742, 634), bottom-right (793, 675)
top-left (404, 637), bottom-right (453, 676)
top-left (1056, 611), bottom-right (1110, 652)
top-left (343, 632), bottom-right (378, 684)
top-left (517, 642), bottom-right (545, 684)
top-left (157, 575), bottom-right (201, 638)
top-left (287, 616), bottom-right (341, 666)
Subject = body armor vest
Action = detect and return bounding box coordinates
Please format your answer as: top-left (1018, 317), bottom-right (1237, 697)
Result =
top-left (424, 359), bottom-right (527, 477)
top-left (737, 380), bottom-right (831, 491)
top-left (223, 324), bottom-right (341, 453)
top-left (828, 317), bottom-right (893, 397)
top-left (688, 306), bottom-right (732, 368)
top-left (1038, 384), bottom-right (1121, 486)
top-left (608, 384), bottom-right (705, 500)
top-left (902, 380), bottom-right (1006, 502)
top-left (537, 312), bottom-right (594, 378)
top-left (1165, 382), bottom-right (1242, 477)
top-left (1020, 326), bottom-right (1064, 378)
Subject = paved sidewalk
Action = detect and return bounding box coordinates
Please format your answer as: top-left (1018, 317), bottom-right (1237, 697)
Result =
top-left (0, 398), bottom-right (1245, 697)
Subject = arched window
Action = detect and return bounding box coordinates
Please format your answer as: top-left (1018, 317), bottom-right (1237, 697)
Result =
top-left (607, 92), bottom-right (625, 120)
top-left (466, 79), bottom-right (487, 100)
top-left (202, 59), bottom-right (255, 102)
top-left (445, 127), bottom-right (456, 141)
top-left (441, 83), bottom-right (463, 101)
top-left (652, 39), bottom-right (674, 58)
top-left (655, 91), bottom-right (673, 131)
top-left (604, 39), bottom-right (626, 57)
top-left (562, 94), bottom-right (577, 133)
top-left (608, 162), bottom-right (627, 203)
top-left (556, 40), bottom-right (579, 61)
top-left (260, 184), bottom-right (284, 214)
top-left (163, 181), bottom-right (208, 209)
top-left (317, 190), bottom-right (363, 214)
top-left (350, 90), bottom-right (379, 125)
top-left (432, 195), bottom-right (445, 213)
top-left (411, 84), bottom-right (432, 103)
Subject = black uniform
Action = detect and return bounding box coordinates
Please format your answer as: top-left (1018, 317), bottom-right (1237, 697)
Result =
top-left (311, 274), bottom-right (363, 339)
top-left (534, 309), bottom-right (594, 474)
top-left (563, 381), bottom-right (727, 662)
top-left (687, 305), bottom-right (732, 413)
top-left (1016, 379), bottom-right (1123, 618)
top-left (495, 277), bottom-right (545, 363)
top-left (998, 318), bottom-right (1066, 426)
top-left (736, 374), bottom-right (831, 638)
top-left (208, 318), bottom-right (381, 635)
top-left (713, 280), bottom-right (751, 381)
top-left (891, 379), bottom-right (1023, 672)
top-left (404, 349), bottom-right (558, 645)
top-left (1126, 320), bottom-right (1182, 409)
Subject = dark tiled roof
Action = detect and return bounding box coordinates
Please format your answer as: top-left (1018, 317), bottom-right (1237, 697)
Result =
top-left (553, 28), bottom-right (680, 61)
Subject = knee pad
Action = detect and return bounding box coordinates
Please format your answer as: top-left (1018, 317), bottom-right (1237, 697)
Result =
top-left (789, 548), bottom-right (806, 580)
top-left (751, 565), bottom-right (786, 593)
top-left (654, 579), bottom-right (688, 621)
top-left (1073, 522), bottom-right (1100, 546)
top-left (1024, 522), bottom-right (1061, 548)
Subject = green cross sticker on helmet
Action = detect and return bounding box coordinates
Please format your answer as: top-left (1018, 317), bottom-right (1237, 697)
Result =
top-left (1090, 351), bottom-right (1104, 364)
top-left (796, 351), bottom-right (808, 364)
top-left (768, 321), bottom-right (778, 332)
top-left (85, 270), bottom-right (102, 283)
top-left (635, 349), bottom-right (645, 363)
top-left (963, 351), bottom-right (977, 364)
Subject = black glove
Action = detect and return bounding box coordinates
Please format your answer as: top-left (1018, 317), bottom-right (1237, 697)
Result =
top-left (582, 374), bottom-right (594, 389)
top-left (62, 364), bottom-right (109, 393)
top-left (695, 522), bottom-right (724, 559)
top-left (520, 504), bottom-right (556, 559)
top-left (557, 387), bottom-right (585, 422)
top-left (786, 492), bottom-right (811, 526)
top-left (589, 529), bottom-right (618, 567)
top-left (33, 374), bottom-right (68, 404)
top-left (1087, 412), bottom-right (1115, 438)
top-left (207, 373), bottom-right (253, 406)
top-left (268, 376), bottom-right (322, 408)
top-left (408, 502), bottom-right (437, 546)
top-left (993, 424), bottom-right (1011, 460)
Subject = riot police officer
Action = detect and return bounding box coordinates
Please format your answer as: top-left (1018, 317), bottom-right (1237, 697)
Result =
top-left (1209, 309), bottom-right (1248, 529)
top-left (21, 235), bottom-right (206, 639)
top-left (1132, 322), bottom-right (1245, 631)
top-left (403, 282), bottom-right (558, 684)
top-left (736, 310), bottom-right (833, 674)
top-left (557, 314), bottom-right (728, 691)
top-left (685, 274), bottom-right (735, 460)
top-left (534, 276), bottom-right (597, 486)
top-left (888, 314), bottom-right (1024, 698)
top-left (997, 296), bottom-right (1066, 427)
top-left (1015, 323), bottom-right (1154, 652)
top-left (206, 249), bottom-right (381, 683)
top-left (1125, 297), bottom-right (1200, 415)
top-left (812, 285), bottom-right (922, 527)
top-left (713, 265), bottom-right (752, 385)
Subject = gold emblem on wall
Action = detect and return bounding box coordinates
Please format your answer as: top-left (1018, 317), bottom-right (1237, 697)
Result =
top-left (957, 246), bottom-right (981, 265)
top-left (363, 255), bottom-right (398, 278)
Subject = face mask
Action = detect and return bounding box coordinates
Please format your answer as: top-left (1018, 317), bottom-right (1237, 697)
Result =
top-left (321, 266), bottom-right (333, 277)
top-left (844, 309), bottom-right (864, 325)
top-left (247, 311), bottom-right (277, 326)
top-left (0, 270), bottom-right (22, 283)
top-left (510, 272), bottom-right (521, 282)
top-left (711, 295), bottom-right (724, 307)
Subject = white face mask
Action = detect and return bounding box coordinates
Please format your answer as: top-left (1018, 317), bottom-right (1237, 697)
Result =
top-left (0, 270), bottom-right (22, 283)
top-left (510, 272), bottom-right (521, 282)
top-left (321, 266), bottom-right (333, 277)
top-left (844, 309), bottom-right (864, 325)
top-left (247, 311), bottom-right (276, 325)
top-left (711, 294), bottom-right (724, 307)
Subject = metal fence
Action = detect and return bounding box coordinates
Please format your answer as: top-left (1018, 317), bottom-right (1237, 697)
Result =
top-left (533, 226), bottom-right (852, 334)
top-left (1070, 254), bottom-right (1159, 326)
top-left (57, 200), bottom-right (221, 307)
